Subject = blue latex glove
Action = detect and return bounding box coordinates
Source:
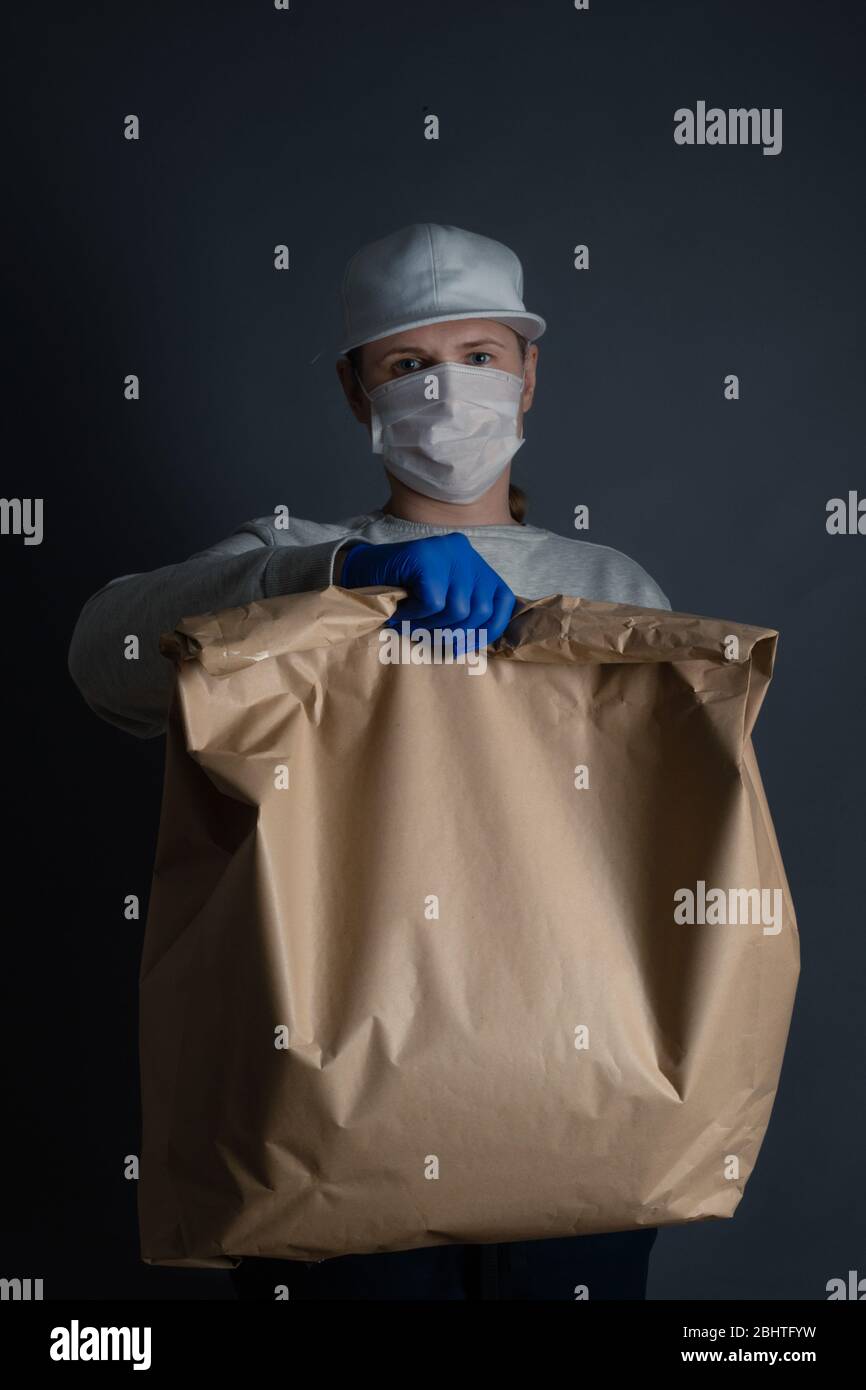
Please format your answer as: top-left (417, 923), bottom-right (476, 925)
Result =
top-left (340, 532), bottom-right (516, 649)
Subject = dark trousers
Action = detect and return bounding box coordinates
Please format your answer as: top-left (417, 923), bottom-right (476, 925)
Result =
top-left (229, 1228), bottom-right (658, 1301)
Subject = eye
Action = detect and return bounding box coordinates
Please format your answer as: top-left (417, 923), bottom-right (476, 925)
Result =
top-left (468, 352), bottom-right (493, 365)
top-left (394, 357), bottom-right (424, 374)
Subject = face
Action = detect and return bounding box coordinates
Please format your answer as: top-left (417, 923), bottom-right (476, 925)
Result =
top-left (336, 318), bottom-right (538, 438)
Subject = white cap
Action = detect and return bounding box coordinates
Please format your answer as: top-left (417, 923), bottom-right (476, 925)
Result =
top-left (337, 222), bottom-right (546, 356)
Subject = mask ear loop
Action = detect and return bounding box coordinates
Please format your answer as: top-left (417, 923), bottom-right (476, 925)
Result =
top-left (353, 366), bottom-right (384, 452)
top-left (515, 361), bottom-right (527, 440)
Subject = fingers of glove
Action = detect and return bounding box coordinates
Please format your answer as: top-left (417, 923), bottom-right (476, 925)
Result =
top-left (440, 580), bottom-right (497, 648)
top-left (382, 574), bottom-right (451, 628)
top-left (396, 586), bottom-right (498, 659)
top-left (363, 535), bottom-right (511, 644)
top-left (420, 538), bottom-right (500, 630)
top-left (385, 555), bottom-right (513, 644)
top-left (453, 584), bottom-right (512, 654)
top-left (385, 577), bottom-right (476, 635)
top-left (430, 577), bottom-right (476, 630)
top-left (482, 582), bottom-right (517, 646)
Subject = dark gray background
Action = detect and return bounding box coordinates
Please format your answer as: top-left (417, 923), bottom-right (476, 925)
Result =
top-left (4, 0), bottom-right (863, 1299)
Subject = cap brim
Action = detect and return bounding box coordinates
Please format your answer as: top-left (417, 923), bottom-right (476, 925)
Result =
top-left (337, 310), bottom-right (546, 358)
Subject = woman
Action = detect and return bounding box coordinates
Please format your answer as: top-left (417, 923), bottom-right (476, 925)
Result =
top-left (68, 222), bottom-right (668, 1299)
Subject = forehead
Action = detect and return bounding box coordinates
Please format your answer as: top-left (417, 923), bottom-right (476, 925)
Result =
top-left (363, 318), bottom-right (517, 361)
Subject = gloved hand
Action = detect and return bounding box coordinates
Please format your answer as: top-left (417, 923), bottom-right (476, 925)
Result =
top-left (340, 532), bottom-right (516, 649)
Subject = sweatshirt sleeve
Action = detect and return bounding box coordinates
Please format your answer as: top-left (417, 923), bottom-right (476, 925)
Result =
top-left (67, 518), bottom-right (356, 740)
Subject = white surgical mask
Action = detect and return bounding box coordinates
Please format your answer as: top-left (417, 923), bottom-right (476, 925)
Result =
top-left (355, 361), bottom-right (526, 504)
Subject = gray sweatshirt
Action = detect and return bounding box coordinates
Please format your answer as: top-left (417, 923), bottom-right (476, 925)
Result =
top-left (67, 508), bottom-right (671, 740)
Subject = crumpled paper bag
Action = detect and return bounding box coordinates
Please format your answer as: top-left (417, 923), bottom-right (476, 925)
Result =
top-left (138, 586), bottom-right (800, 1268)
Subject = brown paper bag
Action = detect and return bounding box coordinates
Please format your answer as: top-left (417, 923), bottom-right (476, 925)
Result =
top-left (139, 586), bottom-right (800, 1268)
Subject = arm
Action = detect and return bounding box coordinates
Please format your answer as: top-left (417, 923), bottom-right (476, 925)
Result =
top-left (68, 520), bottom-right (355, 740)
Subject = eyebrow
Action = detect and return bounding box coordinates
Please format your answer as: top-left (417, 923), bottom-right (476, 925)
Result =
top-left (375, 338), bottom-right (508, 362)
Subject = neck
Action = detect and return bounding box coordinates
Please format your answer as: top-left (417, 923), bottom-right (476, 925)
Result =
top-left (381, 470), bottom-right (520, 526)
